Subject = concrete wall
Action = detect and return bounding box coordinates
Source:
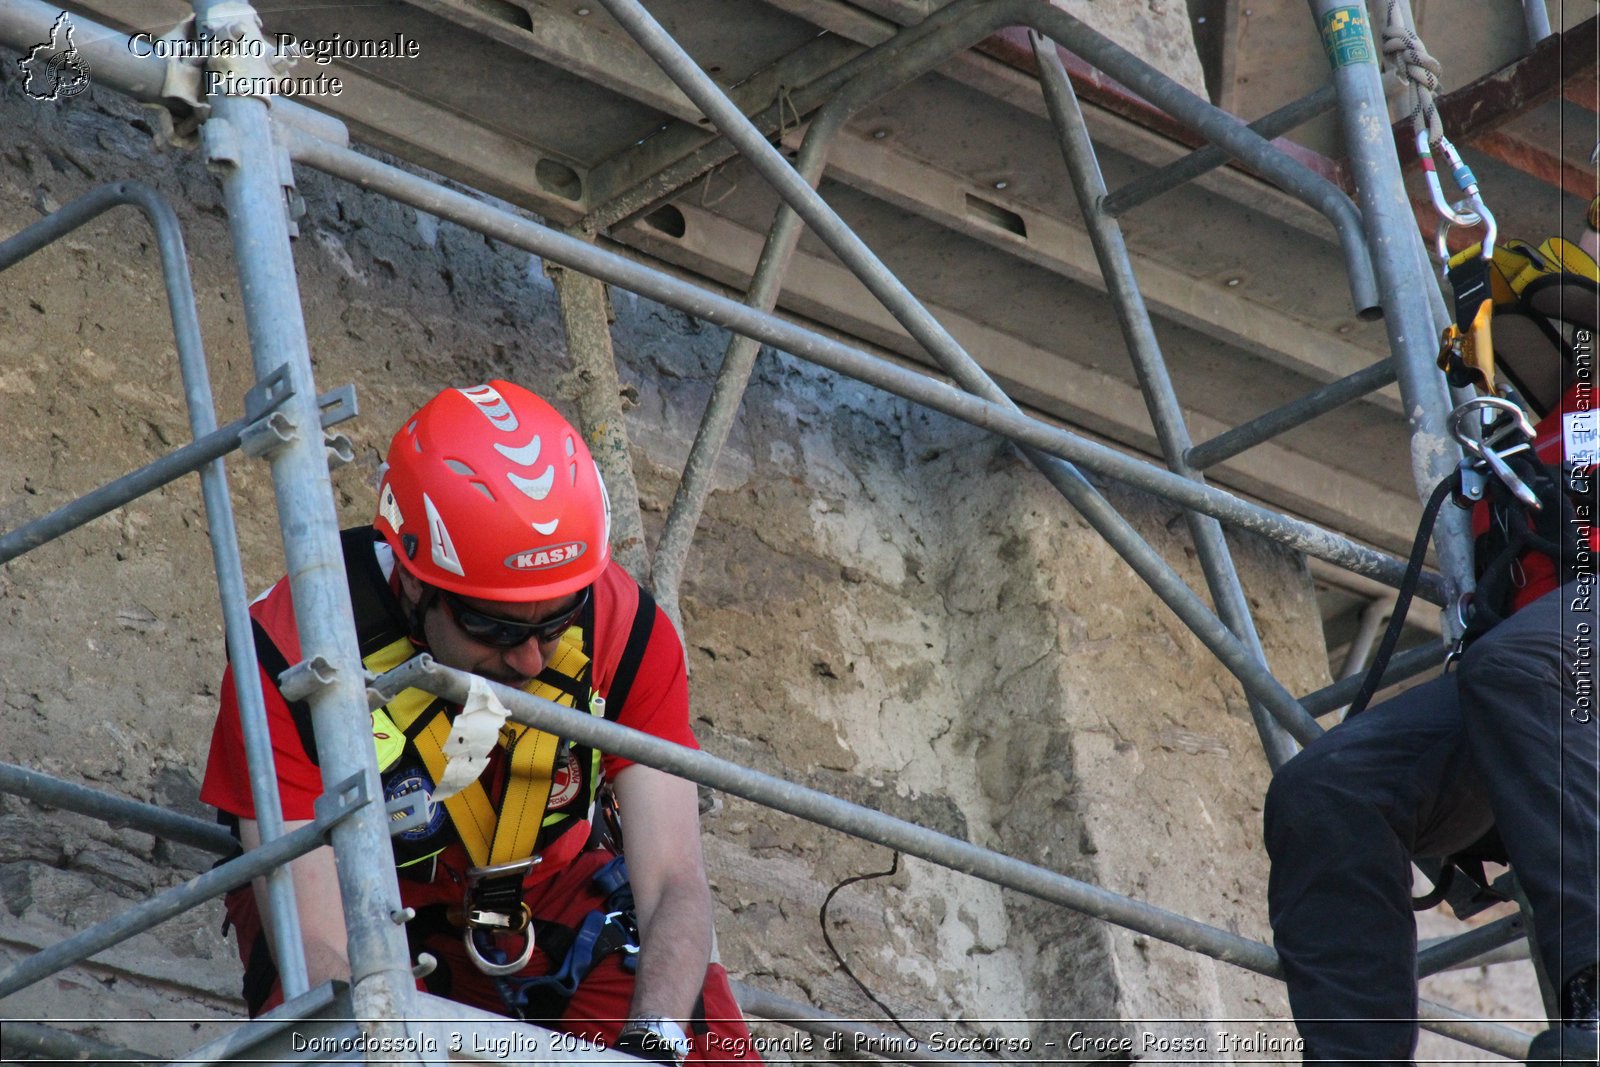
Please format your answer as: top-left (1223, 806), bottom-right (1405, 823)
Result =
top-left (0, 31), bottom-right (1524, 1063)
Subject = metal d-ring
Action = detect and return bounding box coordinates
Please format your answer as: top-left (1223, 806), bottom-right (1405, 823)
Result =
top-left (1449, 397), bottom-right (1542, 510)
top-left (464, 903), bottom-right (536, 976)
top-left (1449, 396), bottom-right (1537, 449)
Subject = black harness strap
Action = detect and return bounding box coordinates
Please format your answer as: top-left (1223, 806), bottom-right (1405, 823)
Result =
top-left (343, 526), bottom-right (413, 657)
top-left (250, 617), bottom-right (319, 767)
top-left (603, 587), bottom-right (659, 724)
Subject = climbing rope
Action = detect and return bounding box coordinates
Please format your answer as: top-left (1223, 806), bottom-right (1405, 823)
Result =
top-left (1381, 0), bottom-right (1496, 271)
top-left (1380, 0), bottom-right (1444, 147)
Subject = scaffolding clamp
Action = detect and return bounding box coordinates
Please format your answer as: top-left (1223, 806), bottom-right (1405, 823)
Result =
top-left (239, 374), bottom-right (358, 463)
top-left (238, 365), bottom-right (296, 458)
top-left (278, 654), bottom-right (340, 703)
top-left (310, 772), bottom-right (374, 836)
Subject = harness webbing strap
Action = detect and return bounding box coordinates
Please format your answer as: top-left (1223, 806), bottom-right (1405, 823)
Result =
top-left (490, 726), bottom-right (563, 867)
top-left (371, 630), bottom-right (593, 868)
top-left (604, 588), bottom-right (658, 724)
top-left (415, 712), bottom-right (499, 864)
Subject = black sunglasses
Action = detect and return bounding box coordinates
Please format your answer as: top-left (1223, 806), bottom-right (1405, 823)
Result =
top-left (437, 586), bottom-right (591, 649)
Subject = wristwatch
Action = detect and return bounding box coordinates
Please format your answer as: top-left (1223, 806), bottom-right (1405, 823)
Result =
top-left (615, 1016), bottom-right (691, 1064)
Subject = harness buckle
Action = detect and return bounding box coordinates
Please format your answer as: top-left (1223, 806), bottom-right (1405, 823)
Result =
top-left (461, 857), bottom-right (541, 976)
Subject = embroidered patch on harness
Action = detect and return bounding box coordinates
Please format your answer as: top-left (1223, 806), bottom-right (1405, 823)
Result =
top-left (385, 764), bottom-right (446, 843)
top-left (546, 750), bottom-right (583, 810)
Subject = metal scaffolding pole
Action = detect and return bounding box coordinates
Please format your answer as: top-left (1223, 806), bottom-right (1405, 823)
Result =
top-left (1298, 640), bottom-right (1448, 717)
top-left (0, 805), bottom-right (347, 999)
top-left (1032, 31), bottom-right (1295, 768)
top-left (1102, 83), bottom-right (1339, 217)
top-left (0, 760), bottom-right (235, 857)
top-left (1186, 360), bottom-right (1399, 470)
top-left (375, 657), bottom-right (1533, 1059)
top-left (1307, 0), bottom-right (1475, 628)
top-left (189, 0), bottom-right (419, 1040)
top-left (0, 179), bottom-right (310, 998)
top-left (593, 0), bottom-right (1333, 747)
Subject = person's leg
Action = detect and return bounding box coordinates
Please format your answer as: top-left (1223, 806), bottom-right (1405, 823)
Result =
top-left (1457, 581), bottom-right (1600, 1026)
top-left (1263, 674), bottom-right (1493, 1065)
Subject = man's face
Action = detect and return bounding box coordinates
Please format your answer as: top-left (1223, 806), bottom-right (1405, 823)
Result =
top-left (398, 569), bottom-right (580, 687)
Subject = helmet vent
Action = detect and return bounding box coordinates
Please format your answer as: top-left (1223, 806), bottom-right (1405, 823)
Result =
top-left (469, 481), bottom-right (495, 501)
top-left (444, 459), bottom-right (477, 476)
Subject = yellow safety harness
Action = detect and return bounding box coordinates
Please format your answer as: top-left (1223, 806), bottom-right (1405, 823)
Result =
top-left (365, 627), bottom-right (600, 869)
top-left (1439, 233), bottom-right (1599, 415)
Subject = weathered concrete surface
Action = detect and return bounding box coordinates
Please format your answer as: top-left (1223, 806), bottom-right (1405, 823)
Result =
top-left (1053, 0), bottom-right (1209, 98)
top-left (0, 30), bottom-right (1535, 1067)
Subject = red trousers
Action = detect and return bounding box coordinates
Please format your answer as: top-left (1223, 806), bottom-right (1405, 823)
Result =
top-left (226, 849), bottom-right (761, 1063)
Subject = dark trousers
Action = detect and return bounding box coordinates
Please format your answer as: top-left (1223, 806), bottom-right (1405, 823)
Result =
top-left (1264, 581), bottom-right (1600, 1063)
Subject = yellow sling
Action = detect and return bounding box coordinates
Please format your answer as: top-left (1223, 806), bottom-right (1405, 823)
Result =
top-left (365, 632), bottom-right (590, 868)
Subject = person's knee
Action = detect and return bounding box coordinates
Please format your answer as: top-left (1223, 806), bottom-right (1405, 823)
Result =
top-left (1458, 610), bottom-right (1566, 697)
top-left (1264, 745), bottom-right (1346, 853)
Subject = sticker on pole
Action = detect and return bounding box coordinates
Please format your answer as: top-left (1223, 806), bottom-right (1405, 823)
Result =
top-left (1319, 7), bottom-right (1374, 69)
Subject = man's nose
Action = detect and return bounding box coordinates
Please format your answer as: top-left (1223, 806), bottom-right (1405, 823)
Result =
top-left (501, 637), bottom-right (547, 678)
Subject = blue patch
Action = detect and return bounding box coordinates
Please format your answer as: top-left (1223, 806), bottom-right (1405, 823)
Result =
top-left (385, 765), bottom-right (446, 843)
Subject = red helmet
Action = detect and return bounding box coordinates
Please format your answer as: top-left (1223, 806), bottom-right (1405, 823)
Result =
top-left (375, 381), bottom-right (611, 601)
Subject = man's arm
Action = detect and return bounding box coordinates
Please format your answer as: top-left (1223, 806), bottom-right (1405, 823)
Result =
top-left (238, 818), bottom-right (352, 990)
top-left (611, 764), bottom-right (713, 1024)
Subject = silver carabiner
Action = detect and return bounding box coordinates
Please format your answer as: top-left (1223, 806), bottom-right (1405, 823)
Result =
top-left (1424, 132), bottom-right (1497, 272)
top-left (1436, 136), bottom-right (1496, 261)
top-left (1419, 131), bottom-right (1481, 229)
top-left (1449, 397), bottom-right (1542, 510)
top-left (1449, 395), bottom-right (1536, 446)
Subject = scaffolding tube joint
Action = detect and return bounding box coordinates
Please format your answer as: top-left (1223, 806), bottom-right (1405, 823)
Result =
top-left (279, 654), bottom-right (340, 703)
top-left (194, 1), bottom-right (289, 96)
top-left (324, 431), bottom-right (356, 470)
top-left (201, 115), bottom-right (244, 170)
top-left (239, 408), bottom-right (299, 459)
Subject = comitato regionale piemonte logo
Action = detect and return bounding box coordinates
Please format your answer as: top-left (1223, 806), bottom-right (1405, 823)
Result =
top-left (19, 12), bottom-right (92, 101)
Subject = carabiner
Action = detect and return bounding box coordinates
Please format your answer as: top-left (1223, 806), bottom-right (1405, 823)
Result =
top-left (1448, 397), bottom-right (1542, 510)
top-left (460, 856), bottom-right (541, 976)
top-left (1418, 131), bottom-right (1481, 229)
top-left (1435, 136), bottom-right (1496, 260)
